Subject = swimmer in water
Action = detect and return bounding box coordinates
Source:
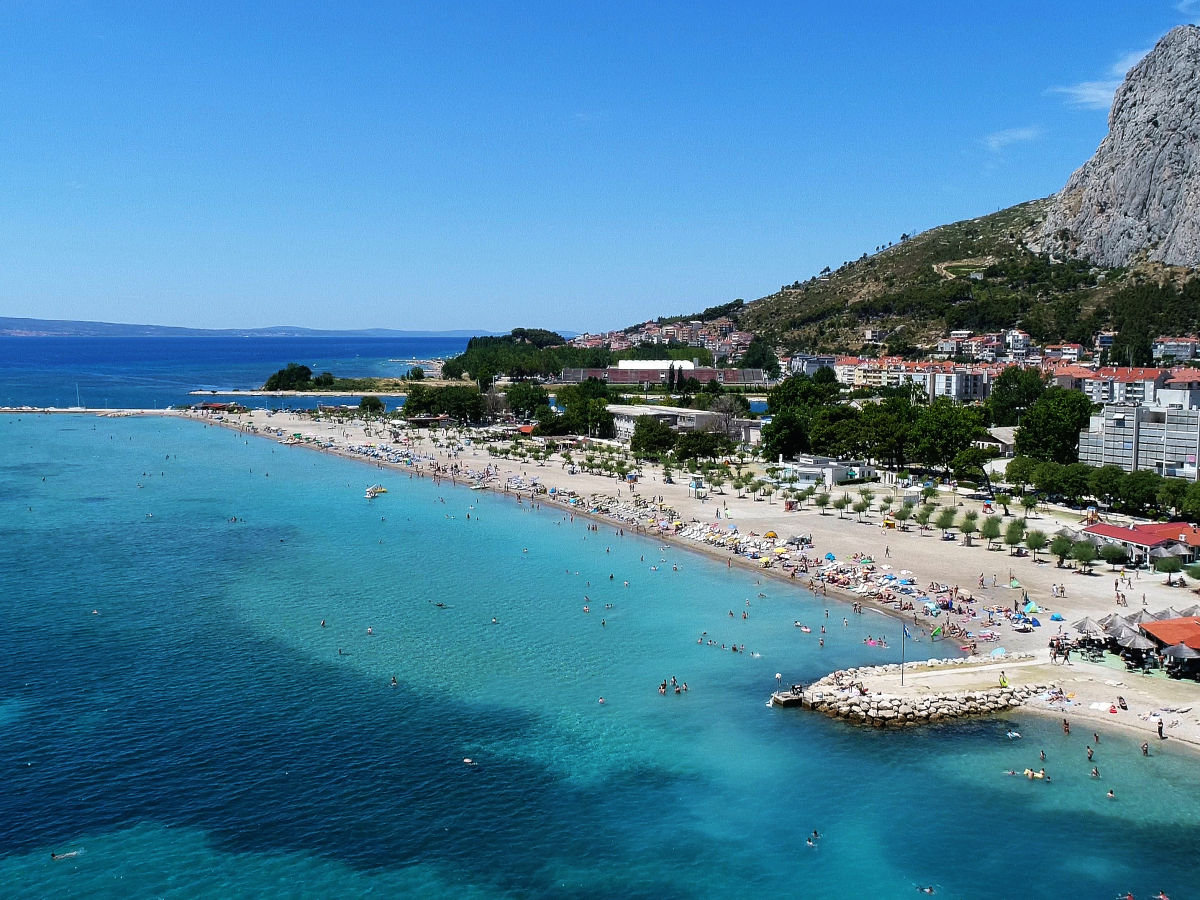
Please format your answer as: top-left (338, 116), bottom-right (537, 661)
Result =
top-left (390, 675), bottom-right (398, 687)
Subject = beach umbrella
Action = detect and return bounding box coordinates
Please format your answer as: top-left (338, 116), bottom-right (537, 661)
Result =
top-left (1126, 609), bottom-right (1158, 624)
top-left (1152, 607), bottom-right (1184, 620)
top-left (1162, 642), bottom-right (1200, 659)
top-left (764, 531), bottom-right (778, 539)
top-left (1106, 624), bottom-right (1138, 640)
top-left (1117, 632), bottom-right (1156, 650)
top-left (1073, 616), bottom-right (1105, 635)
top-left (1176, 604), bottom-right (1200, 617)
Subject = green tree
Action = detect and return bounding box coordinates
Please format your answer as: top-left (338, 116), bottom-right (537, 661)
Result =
top-left (505, 381), bottom-right (550, 418)
top-left (1119, 469), bottom-right (1162, 514)
top-left (1158, 478), bottom-right (1189, 517)
top-left (738, 336), bottom-right (781, 378)
top-left (1003, 518), bottom-right (1026, 554)
top-left (1100, 543), bottom-right (1128, 570)
top-left (1003, 456), bottom-right (1036, 494)
top-left (1013, 387), bottom-right (1096, 463)
top-left (407, 366), bottom-right (425, 380)
top-left (959, 510), bottom-right (979, 546)
top-left (915, 503), bottom-right (935, 530)
top-left (981, 515), bottom-right (1002, 549)
top-left (893, 502), bottom-right (915, 530)
top-left (994, 492), bottom-right (1014, 516)
top-left (1071, 540), bottom-right (1097, 572)
top-left (832, 494), bottom-right (851, 519)
top-left (358, 395), bottom-right (385, 415)
top-left (1183, 480), bottom-right (1200, 520)
top-left (630, 416), bottom-right (678, 458)
top-left (760, 408), bottom-right (811, 461)
top-left (1059, 462), bottom-right (1094, 505)
top-left (1050, 534), bottom-right (1074, 567)
top-left (912, 397), bottom-right (984, 474)
top-left (1089, 465), bottom-right (1126, 509)
top-left (1025, 528), bottom-right (1048, 561)
top-left (264, 362), bottom-right (313, 391)
top-left (934, 507), bottom-right (957, 538)
top-left (1156, 556), bottom-right (1184, 585)
top-left (852, 499), bottom-right (869, 521)
top-left (986, 366), bottom-right (1048, 427)
top-left (1021, 494), bottom-right (1039, 517)
top-left (814, 492), bottom-right (831, 515)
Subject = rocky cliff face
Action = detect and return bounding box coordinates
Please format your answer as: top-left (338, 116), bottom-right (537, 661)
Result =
top-left (1032, 25), bottom-right (1200, 268)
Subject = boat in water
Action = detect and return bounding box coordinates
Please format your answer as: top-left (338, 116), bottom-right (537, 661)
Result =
top-left (365, 484), bottom-right (387, 499)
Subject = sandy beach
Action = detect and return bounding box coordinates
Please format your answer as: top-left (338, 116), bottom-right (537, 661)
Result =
top-left (150, 406), bottom-right (1200, 751)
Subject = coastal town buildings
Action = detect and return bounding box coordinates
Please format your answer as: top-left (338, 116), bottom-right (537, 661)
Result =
top-left (1077, 404), bottom-right (1200, 480)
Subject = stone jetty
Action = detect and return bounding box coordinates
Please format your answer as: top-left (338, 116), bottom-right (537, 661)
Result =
top-left (777, 654), bottom-right (1054, 728)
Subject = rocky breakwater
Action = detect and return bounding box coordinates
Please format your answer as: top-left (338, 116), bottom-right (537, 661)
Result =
top-left (798, 655), bottom-right (1053, 728)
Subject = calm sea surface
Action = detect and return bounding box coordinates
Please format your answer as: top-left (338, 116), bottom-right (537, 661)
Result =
top-left (0, 341), bottom-right (1198, 898)
top-left (0, 336), bottom-right (468, 411)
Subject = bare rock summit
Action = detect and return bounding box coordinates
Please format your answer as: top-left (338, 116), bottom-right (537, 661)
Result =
top-left (1032, 25), bottom-right (1200, 267)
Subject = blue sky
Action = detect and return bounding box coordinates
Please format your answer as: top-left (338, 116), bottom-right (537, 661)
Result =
top-left (1, 1), bottom-right (1195, 333)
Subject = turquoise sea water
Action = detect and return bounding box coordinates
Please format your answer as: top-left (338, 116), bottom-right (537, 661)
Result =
top-left (2, 414), bottom-right (1199, 899)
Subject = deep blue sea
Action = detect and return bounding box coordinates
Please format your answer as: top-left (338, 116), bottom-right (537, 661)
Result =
top-left (1, 341), bottom-right (1199, 898)
top-left (0, 336), bottom-right (468, 412)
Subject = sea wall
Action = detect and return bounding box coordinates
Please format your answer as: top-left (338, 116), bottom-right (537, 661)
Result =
top-left (800, 655), bottom-right (1051, 727)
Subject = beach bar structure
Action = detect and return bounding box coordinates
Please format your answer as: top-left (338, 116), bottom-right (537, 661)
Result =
top-left (1082, 522), bottom-right (1200, 566)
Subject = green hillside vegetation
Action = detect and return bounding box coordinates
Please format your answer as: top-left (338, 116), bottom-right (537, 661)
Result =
top-left (735, 198), bottom-right (1164, 355)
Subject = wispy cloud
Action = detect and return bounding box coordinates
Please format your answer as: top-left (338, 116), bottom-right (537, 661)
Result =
top-left (1178, 0), bottom-right (1200, 22)
top-left (984, 126), bottom-right (1042, 152)
top-left (1049, 46), bottom-right (1151, 109)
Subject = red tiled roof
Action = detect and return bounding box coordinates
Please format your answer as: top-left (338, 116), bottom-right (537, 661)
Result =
top-left (1084, 522), bottom-right (1200, 549)
top-left (1140, 618), bottom-right (1200, 650)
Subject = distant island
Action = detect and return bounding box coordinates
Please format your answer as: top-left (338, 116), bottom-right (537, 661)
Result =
top-left (0, 316), bottom-right (512, 339)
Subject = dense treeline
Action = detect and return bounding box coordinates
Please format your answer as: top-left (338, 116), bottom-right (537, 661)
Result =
top-left (1004, 456), bottom-right (1200, 521)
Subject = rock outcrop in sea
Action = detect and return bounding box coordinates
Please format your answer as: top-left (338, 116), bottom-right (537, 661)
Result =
top-left (1032, 25), bottom-right (1200, 268)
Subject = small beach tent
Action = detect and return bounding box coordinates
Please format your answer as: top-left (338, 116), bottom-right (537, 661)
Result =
top-left (1009, 579), bottom-right (1022, 589)
top-left (825, 552), bottom-right (836, 561)
top-left (990, 647), bottom-right (1007, 657)
top-left (1024, 600), bottom-right (1039, 614)
top-left (1049, 613), bottom-right (1064, 622)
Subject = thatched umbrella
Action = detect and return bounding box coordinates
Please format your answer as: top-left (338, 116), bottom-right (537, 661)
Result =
top-left (1117, 632), bottom-right (1156, 651)
top-left (1162, 642), bottom-right (1200, 660)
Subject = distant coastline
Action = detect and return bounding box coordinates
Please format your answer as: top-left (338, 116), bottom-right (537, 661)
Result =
top-left (0, 316), bottom-right (496, 339)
